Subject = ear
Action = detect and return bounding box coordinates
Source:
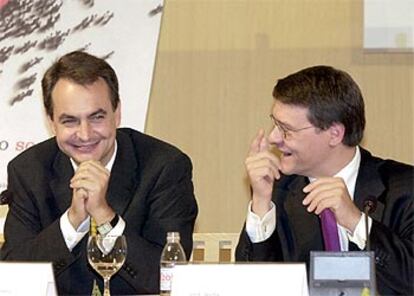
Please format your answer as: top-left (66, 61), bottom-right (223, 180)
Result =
top-left (114, 102), bottom-right (121, 127)
top-left (328, 122), bottom-right (345, 146)
top-left (47, 115), bottom-right (56, 135)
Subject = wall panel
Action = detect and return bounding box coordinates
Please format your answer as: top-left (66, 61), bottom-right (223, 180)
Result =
top-left (146, 0), bottom-right (413, 232)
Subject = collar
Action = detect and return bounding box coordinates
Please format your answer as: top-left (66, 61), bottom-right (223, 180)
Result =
top-left (309, 146), bottom-right (361, 200)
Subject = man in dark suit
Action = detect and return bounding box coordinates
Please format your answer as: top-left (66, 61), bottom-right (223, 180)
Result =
top-left (236, 66), bottom-right (413, 295)
top-left (0, 51), bottom-right (198, 295)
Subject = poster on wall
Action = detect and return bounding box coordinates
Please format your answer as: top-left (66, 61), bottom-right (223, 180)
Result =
top-left (0, 0), bottom-right (164, 192)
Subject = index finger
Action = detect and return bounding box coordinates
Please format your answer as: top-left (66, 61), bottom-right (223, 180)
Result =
top-left (303, 177), bottom-right (342, 193)
top-left (248, 129), bottom-right (267, 156)
top-left (77, 160), bottom-right (110, 176)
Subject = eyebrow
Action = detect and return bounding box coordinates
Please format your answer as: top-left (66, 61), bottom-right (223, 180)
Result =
top-left (273, 116), bottom-right (294, 130)
top-left (58, 108), bottom-right (107, 122)
top-left (58, 114), bottom-right (77, 122)
top-left (88, 109), bottom-right (107, 118)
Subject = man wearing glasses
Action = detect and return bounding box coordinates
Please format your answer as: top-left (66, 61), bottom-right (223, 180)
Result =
top-left (235, 65), bottom-right (413, 295)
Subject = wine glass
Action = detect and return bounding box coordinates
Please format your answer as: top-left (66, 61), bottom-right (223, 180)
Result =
top-left (87, 234), bottom-right (127, 296)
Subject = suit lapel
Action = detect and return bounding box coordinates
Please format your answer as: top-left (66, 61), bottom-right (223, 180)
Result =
top-left (277, 176), bottom-right (323, 261)
top-left (349, 148), bottom-right (385, 250)
top-left (354, 148), bottom-right (385, 222)
top-left (50, 150), bottom-right (74, 215)
top-left (106, 131), bottom-right (139, 215)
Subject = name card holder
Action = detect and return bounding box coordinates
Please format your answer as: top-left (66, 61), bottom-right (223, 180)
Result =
top-left (171, 263), bottom-right (309, 296)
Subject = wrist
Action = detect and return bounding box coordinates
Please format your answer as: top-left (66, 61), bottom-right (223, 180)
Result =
top-left (89, 203), bottom-right (115, 225)
top-left (344, 211), bottom-right (362, 233)
top-left (94, 210), bottom-right (116, 226)
top-left (96, 214), bottom-right (119, 236)
top-left (251, 197), bottom-right (272, 219)
top-left (68, 208), bottom-right (87, 230)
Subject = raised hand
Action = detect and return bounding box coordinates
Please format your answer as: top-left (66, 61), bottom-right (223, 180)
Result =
top-left (245, 129), bottom-right (281, 218)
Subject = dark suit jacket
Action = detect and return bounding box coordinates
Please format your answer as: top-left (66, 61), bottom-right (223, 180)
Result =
top-left (236, 148), bottom-right (414, 295)
top-left (0, 128), bottom-right (198, 295)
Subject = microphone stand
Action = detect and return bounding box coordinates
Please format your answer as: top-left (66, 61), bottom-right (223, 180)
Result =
top-left (362, 198), bottom-right (377, 296)
top-left (363, 198), bottom-right (376, 252)
top-left (364, 205), bottom-right (371, 252)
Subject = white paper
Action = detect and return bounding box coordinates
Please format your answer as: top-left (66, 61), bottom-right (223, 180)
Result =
top-left (171, 263), bottom-right (309, 296)
top-left (0, 262), bottom-right (57, 296)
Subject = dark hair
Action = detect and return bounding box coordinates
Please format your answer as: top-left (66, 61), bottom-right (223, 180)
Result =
top-left (42, 51), bottom-right (119, 118)
top-left (272, 65), bottom-right (365, 146)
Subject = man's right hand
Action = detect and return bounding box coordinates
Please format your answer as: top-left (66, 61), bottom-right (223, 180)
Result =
top-left (68, 160), bottom-right (111, 229)
top-left (68, 187), bottom-right (89, 230)
top-left (245, 129), bottom-right (281, 218)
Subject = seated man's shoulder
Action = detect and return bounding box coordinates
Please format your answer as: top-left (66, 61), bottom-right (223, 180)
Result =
top-left (118, 127), bottom-right (190, 163)
top-left (375, 156), bottom-right (413, 178)
top-left (9, 137), bottom-right (59, 169)
top-left (362, 148), bottom-right (413, 177)
top-left (370, 154), bottom-right (414, 193)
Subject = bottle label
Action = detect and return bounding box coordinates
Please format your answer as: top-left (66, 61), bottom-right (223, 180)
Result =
top-left (160, 267), bottom-right (174, 291)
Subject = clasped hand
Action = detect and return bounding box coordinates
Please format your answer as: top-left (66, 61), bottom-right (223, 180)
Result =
top-left (68, 160), bottom-right (114, 229)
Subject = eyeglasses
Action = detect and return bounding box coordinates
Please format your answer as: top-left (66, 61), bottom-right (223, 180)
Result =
top-left (269, 114), bottom-right (314, 140)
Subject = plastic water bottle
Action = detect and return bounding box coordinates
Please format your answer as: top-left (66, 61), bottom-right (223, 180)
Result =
top-left (160, 232), bottom-right (187, 296)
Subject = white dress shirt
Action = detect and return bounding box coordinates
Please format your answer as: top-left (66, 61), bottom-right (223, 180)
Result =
top-left (59, 143), bottom-right (126, 251)
top-left (246, 146), bottom-right (372, 250)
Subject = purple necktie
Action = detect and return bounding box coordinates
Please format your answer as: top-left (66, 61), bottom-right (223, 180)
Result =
top-left (320, 209), bottom-right (341, 251)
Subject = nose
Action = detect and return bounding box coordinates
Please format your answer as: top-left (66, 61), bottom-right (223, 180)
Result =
top-left (77, 121), bottom-right (92, 141)
top-left (268, 125), bottom-right (284, 145)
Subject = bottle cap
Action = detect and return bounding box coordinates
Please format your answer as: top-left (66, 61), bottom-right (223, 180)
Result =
top-left (167, 232), bottom-right (180, 241)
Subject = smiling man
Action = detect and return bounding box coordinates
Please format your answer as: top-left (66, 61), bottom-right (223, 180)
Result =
top-left (1, 51), bottom-right (198, 295)
top-left (235, 66), bottom-right (413, 295)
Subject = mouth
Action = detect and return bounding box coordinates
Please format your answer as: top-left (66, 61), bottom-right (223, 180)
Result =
top-left (71, 141), bottom-right (100, 153)
top-left (280, 151), bottom-right (293, 157)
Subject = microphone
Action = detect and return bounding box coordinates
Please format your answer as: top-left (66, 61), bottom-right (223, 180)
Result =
top-left (363, 197), bottom-right (377, 251)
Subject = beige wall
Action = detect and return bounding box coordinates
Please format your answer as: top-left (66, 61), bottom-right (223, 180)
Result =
top-left (146, 0), bottom-right (414, 233)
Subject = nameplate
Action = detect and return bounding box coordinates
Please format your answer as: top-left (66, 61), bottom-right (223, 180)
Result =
top-left (171, 263), bottom-right (309, 296)
top-left (0, 262), bottom-right (57, 296)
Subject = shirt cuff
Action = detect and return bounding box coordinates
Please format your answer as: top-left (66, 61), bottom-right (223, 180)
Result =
top-left (60, 210), bottom-right (89, 251)
top-left (245, 201), bottom-right (276, 243)
top-left (347, 212), bottom-right (372, 250)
